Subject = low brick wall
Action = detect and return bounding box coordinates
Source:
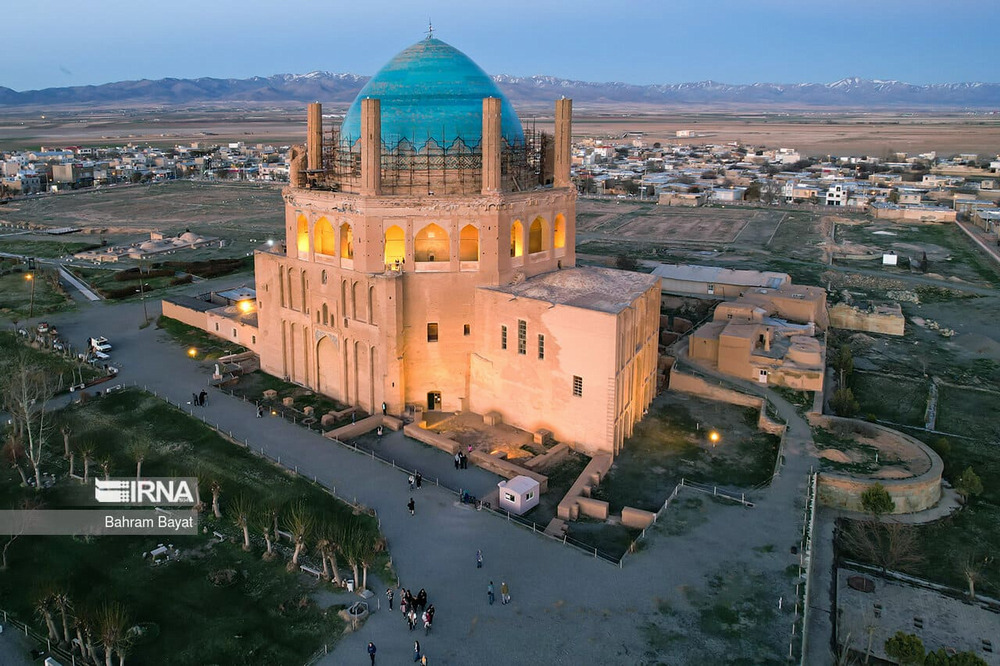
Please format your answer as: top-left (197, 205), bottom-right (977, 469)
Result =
top-left (557, 454), bottom-right (613, 521)
top-left (401, 423), bottom-right (461, 454)
top-left (669, 366), bottom-right (763, 408)
top-left (161, 302), bottom-right (207, 330)
top-left (813, 416), bottom-right (943, 514)
top-left (325, 414), bottom-right (402, 440)
top-left (400, 424), bottom-right (548, 492)
top-left (621, 506), bottom-right (656, 529)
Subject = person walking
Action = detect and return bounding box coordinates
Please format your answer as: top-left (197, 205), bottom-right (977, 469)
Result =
top-left (454, 453), bottom-right (460, 470)
top-left (422, 609), bottom-right (432, 635)
top-left (386, 587), bottom-right (394, 611)
top-left (487, 581), bottom-right (495, 605)
top-left (256, 404), bottom-right (265, 418)
top-left (198, 390), bottom-right (207, 407)
top-left (415, 471), bottom-right (422, 489)
top-left (476, 549), bottom-right (483, 569)
top-left (501, 581), bottom-right (510, 605)
top-left (408, 474), bottom-right (415, 491)
top-left (408, 497), bottom-right (415, 516)
top-left (367, 642), bottom-right (376, 665)
top-left (461, 452), bottom-right (468, 469)
top-left (413, 640), bottom-right (421, 662)
top-left (417, 588), bottom-right (427, 613)
top-left (400, 593), bottom-right (407, 617)
top-left (408, 608), bottom-right (417, 631)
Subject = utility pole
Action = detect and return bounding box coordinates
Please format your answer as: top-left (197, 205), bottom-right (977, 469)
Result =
top-left (25, 272), bottom-right (35, 318)
top-left (137, 258), bottom-right (148, 324)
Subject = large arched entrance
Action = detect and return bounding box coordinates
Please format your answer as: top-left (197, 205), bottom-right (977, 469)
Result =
top-left (316, 335), bottom-right (340, 399)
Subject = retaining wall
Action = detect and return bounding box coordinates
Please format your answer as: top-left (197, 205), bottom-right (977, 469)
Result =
top-left (812, 415), bottom-right (943, 514)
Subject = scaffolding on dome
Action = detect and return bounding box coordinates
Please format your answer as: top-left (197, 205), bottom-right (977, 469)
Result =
top-left (317, 126), bottom-right (549, 196)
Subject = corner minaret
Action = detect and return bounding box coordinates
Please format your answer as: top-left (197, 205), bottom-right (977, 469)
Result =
top-left (554, 98), bottom-right (572, 189)
top-left (306, 102), bottom-right (323, 173)
top-left (481, 97), bottom-right (502, 194)
top-left (360, 98), bottom-right (382, 196)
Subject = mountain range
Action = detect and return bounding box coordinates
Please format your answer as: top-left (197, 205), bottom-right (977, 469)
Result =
top-left (1, 73), bottom-right (998, 109)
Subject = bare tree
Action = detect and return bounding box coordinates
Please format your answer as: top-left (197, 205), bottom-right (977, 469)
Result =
top-left (78, 442), bottom-right (95, 483)
top-left (210, 480), bottom-right (222, 519)
top-left (1, 498), bottom-right (36, 570)
top-left (842, 519), bottom-right (924, 576)
top-left (254, 505), bottom-right (277, 561)
top-left (963, 554), bottom-right (992, 601)
top-left (60, 425), bottom-right (72, 459)
top-left (285, 502), bottom-right (313, 571)
top-left (95, 601), bottom-right (131, 666)
top-left (127, 441), bottom-right (150, 480)
top-left (52, 588), bottom-right (74, 645)
top-left (1, 350), bottom-right (56, 490)
top-left (2, 436), bottom-right (29, 486)
top-left (35, 593), bottom-right (60, 642)
top-left (230, 494), bottom-right (254, 551)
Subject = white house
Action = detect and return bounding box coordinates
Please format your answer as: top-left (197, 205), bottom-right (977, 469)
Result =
top-left (497, 476), bottom-right (540, 515)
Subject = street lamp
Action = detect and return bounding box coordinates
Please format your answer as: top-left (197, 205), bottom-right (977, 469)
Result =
top-left (708, 430), bottom-right (721, 447)
top-left (188, 347), bottom-right (198, 358)
top-left (25, 273), bottom-right (35, 319)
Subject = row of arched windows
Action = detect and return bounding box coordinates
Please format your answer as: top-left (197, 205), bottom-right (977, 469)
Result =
top-left (294, 213), bottom-right (567, 265)
top-left (511, 214), bottom-right (566, 258)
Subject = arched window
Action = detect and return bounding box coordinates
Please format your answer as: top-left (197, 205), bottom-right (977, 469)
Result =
top-left (351, 281), bottom-right (358, 320)
top-left (459, 224), bottom-right (479, 261)
top-left (384, 225), bottom-right (405, 266)
top-left (554, 213), bottom-right (566, 249)
top-left (414, 223), bottom-right (449, 262)
top-left (340, 223), bottom-right (353, 259)
top-left (315, 217), bottom-right (335, 256)
top-left (321, 269), bottom-right (328, 284)
top-left (322, 303), bottom-right (329, 326)
top-left (296, 215), bottom-right (309, 256)
top-left (510, 219), bottom-right (523, 258)
top-left (368, 285), bottom-right (375, 323)
top-left (529, 216), bottom-right (547, 254)
top-left (341, 280), bottom-right (347, 321)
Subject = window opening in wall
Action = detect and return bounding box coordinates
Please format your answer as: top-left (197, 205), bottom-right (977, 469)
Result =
top-left (501, 325), bottom-right (507, 350)
top-left (538, 334), bottom-right (545, 360)
top-left (232, 328), bottom-right (237, 338)
top-left (573, 375), bottom-right (583, 397)
top-left (427, 322), bottom-right (439, 342)
top-left (464, 324), bottom-right (471, 336)
top-left (252, 335), bottom-right (256, 345)
top-left (321, 270), bottom-right (327, 284)
top-left (214, 323), bottom-right (219, 332)
top-left (517, 320), bottom-right (526, 355)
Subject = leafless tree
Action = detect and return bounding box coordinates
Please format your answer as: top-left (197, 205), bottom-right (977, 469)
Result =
top-left (1, 350), bottom-right (55, 490)
top-left (230, 494), bottom-right (254, 551)
top-left (285, 502), bottom-right (313, 571)
top-left (842, 519), bottom-right (924, 576)
top-left (963, 554), bottom-right (993, 601)
top-left (60, 425), bottom-right (72, 459)
top-left (2, 436), bottom-right (29, 486)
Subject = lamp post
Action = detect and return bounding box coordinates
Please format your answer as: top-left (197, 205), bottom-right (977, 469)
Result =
top-left (25, 272), bottom-right (35, 319)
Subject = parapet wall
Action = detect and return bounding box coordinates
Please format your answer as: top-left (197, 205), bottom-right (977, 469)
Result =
top-left (669, 365), bottom-right (787, 437)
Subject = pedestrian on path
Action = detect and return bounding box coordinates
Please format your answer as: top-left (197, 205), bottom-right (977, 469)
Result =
top-left (487, 581), bottom-right (495, 605)
top-left (421, 656), bottom-right (428, 666)
top-left (415, 471), bottom-right (422, 489)
top-left (454, 453), bottom-right (460, 469)
top-left (367, 642), bottom-right (376, 665)
top-left (408, 608), bottom-right (417, 631)
top-left (191, 391), bottom-right (198, 406)
top-left (413, 640), bottom-right (421, 662)
top-left (476, 549), bottom-right (483, 569)
top-left (386, 587), bottom-right (394, 611)
top-left (408, 474), bottom-right (414, 490)
top-left (417, 588), bottom-right (427, 613)
top-left (256, 404), bottom-right (264, 418)
top-left (400, 593), bottom-right (407, 617)
top-left (377, 425), bottom-right (383, 440)
top-left (461, 452), bottom-right (467, 469)
top-left (501, 581), bottom-right (510, 604)
top-left (408, 497), bottom-right (415, 516)
top-left (199, 390), bottom-right (207, 407)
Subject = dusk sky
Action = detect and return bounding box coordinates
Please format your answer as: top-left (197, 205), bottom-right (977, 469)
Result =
top-left (5, 0), bottom-right (999, 92)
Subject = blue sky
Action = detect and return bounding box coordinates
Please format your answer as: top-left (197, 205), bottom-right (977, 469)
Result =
top-left (4, 0), bottom-right (999, 91)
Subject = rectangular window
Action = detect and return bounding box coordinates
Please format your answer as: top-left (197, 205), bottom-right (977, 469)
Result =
top-left (504, 492), bottom-right (515, 502)
top-left (572, 375), bottom-right (583, 397)
top-left (464, 324), bottom-right (471, 336)
top-left (501, 325), bottom-right (507, 350)
top-left (427, 322), bottom-right (439, 342)
top-left (232, 328), bottom-right (237, 338)
top-left (538, 334), bottom-right (545, 360)
top-left (526, 491), bottom-right (534, 500)
top-left (517, 320), bottom-right (526, 355)
top-left (214, 322), bottom-right (219, 331)
top-left (252, 335), bottom-right (257, 345)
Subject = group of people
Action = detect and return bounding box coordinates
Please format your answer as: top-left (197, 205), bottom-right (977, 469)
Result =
top-left (452, 451), bottom-right (469, 469)
top-left (478, 550), bottom-right (511, 606)
top-left (386, 586), bottom-right (435, 635)
top-left (407, 471), bottom-right (423, 490)
top-left (190, 389), bottom-right (208, 407)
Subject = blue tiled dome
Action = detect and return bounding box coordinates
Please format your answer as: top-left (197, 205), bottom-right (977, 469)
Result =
top-left (340, 37), bottom-right (524, 149)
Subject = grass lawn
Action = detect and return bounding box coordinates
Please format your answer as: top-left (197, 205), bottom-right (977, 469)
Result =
top-left (850, 372), bottom-right (928, 426)
top-left (0, 268), bottom-right (74, 317)
top-left (592, 393), bottom-right (780, 514)
top-left (0, 331), bottom-right (102, 390)
top-left (813, 427), bottom-right (881, 476)
top-left (157, 315), bottom-right (249, 360)
top-left (0, 389), bottom-right (387, 665)
top-left (0, 238), bottom-right (101, 258)
top-left (523, 450), bottom-right (591, 527)
top-left (935, 385), bottom-right (1000, 442)
top-left (68, 266), bottom-right (179, 300)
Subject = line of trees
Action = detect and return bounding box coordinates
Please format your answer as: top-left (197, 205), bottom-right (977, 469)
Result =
top-left (33, 589), bottom-right (134, 666)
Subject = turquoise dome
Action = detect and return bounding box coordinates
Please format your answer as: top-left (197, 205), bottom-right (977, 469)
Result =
top-left (340, 37), bottom-right (524, 149)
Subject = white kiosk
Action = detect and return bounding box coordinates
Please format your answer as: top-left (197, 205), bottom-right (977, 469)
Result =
top-left (497, 476), bottom-right (540, 515)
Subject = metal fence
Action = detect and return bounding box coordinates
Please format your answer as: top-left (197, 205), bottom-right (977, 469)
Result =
top-left (0, 607), bottom-right (76, 665)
